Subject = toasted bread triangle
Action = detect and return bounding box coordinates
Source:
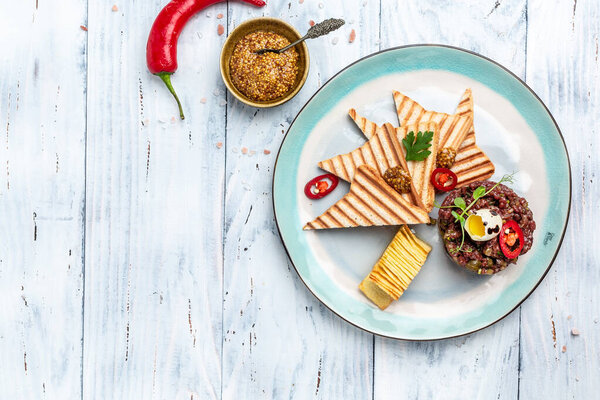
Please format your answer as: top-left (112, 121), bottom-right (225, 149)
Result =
top-left (348, 108), bottom-right (380, 139)
top-left (318, 122), bottom-right (425, 209)
top-left (455, 89), bottom-right (475, 143)
top-left (451, 89), bottom-right (495, 187)
top-left (403, 123), bottom-right (439, 211)
top-left (303, 165), bottom-right (430, 230)
top-left (347, 90), bottom-right (494, 191)
top-left (321, 117), bottom-right (439, 211)
top-left (392, 90), bottom-right (472, 151)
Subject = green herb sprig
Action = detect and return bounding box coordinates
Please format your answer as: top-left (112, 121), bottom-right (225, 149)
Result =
top-left (434, 172), bottom-right (517, 253)
top-left (402, 131), bottom-right (434, 161)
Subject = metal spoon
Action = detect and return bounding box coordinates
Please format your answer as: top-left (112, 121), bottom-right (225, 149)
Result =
top-left (254, 18), bottom-right (345, 55)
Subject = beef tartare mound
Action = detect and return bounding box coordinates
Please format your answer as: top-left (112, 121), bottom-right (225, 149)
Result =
top-left (438, 180), bottom-right (536, 274)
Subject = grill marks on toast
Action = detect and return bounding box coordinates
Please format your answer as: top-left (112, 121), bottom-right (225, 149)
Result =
top-left (346, 111), bottom-right (439, 212)
top-left (307, 89), bottom-right (497, 230)
top-left (318, 123), bottom-right (427, 210)
top-left (451, 89), bottom-right (495, 187)
top-left (400, 121), bottom-right (439, 211)
top-left (348, 108), bottom-right (380, 139)
top-left (392, 90), bottom-right (471, 151)
top-left (303, 165), bottom-right (430, 230)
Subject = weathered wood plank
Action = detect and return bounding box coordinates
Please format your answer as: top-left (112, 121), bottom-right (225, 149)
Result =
top-left (519, 1), bottom-right (600, 398)
top-left (221, 1), bottom-right (378, 398)
top-left (6, 0), bottom-right (597, 397)
top-left (83, 1), bottom-right (226, 398)
top-left (0, 0), bottom-right (87, 398)
top-left (374, 1), bottom-right (526, 399)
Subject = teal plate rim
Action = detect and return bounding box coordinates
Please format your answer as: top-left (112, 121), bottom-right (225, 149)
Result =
top-left (272, 44), bottom-right (572, 341)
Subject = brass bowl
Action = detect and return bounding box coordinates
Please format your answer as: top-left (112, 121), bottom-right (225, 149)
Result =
top-left (220, 17), bottom-right (310, 108)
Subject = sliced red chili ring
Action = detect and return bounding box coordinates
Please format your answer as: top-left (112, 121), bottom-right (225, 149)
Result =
top-left (304, 173), bottom-right (339, 200)
top-left (499, 220), bottom-right (525, 259)
top-left (431, 167), bottom-right (458, 192)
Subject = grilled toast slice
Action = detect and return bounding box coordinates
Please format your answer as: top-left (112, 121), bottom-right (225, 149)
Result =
top-left (348, 108), bottom-right (380, 139)
top-left (392, 90), bottom-right (472, 151)
top-left (451, 89), bottom-right (495, 187)
top-left (318, 122), bottom-right (426, 210)
top-left (321, 118), bottom-right (439, 212)
top-left (303, 165), bottom-right (430, 230)
top-left (399, 122), bottom-right (438, 212)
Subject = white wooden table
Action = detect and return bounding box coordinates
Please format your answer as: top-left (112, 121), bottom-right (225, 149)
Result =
top-left (1, 0), bottom-right (598, 398)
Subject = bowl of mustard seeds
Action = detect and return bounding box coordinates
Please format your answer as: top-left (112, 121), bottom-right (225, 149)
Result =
top-left (220, 18), bottom-right (309, 108)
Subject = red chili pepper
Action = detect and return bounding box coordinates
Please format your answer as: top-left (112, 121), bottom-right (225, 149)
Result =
top-left (146, 0), bottom-right (266, 119)
top-left (316, 181), bottom-right (328, 192)
top-left (499, 220), bottom-right (525, 259)
top-left (304, 174), bottom-right (339, 200)
top-left (431, 167), bottom-right (458, 192)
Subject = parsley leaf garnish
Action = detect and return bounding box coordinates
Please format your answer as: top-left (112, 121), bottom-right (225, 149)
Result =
top-left (402, 131), bottom-right (434, 161)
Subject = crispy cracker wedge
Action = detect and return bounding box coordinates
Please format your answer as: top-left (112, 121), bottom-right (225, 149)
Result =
top-left (322, 117), bottom-right (439, 211)
top-left (392, 90), bottom-right (472, 151)
top-left (303, 165), bottom-right (430, 230)
top-left (360, 225), bottom-right (431, 309)
top-left (451, 89), bottom-right (495, 187)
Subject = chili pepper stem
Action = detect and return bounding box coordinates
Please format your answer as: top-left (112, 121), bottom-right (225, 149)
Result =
top-left (157, 72), bottom-right (185, 120)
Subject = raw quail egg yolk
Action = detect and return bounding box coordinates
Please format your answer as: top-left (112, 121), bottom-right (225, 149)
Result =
top-left (465, 209), bottom-right (503, 241)
top-left (468, 215), bottom-right (485, 238)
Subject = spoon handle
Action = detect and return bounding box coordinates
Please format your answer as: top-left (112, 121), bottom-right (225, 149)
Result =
top-left (305, 18), bottom-right (345, 39)
top-left (279, 18), bottom-right (345, 52)
top-left (277, 36), bottom-right (307, 53)
top-left (254, 18), bottom-right (345, 54)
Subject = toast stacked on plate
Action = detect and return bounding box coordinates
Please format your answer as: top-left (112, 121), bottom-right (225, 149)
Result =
top-left (303, 165), bottom-right (430, 230)
top-left (348, 89), bottom-right (495, 189)
top-left (450, 89), bottom-right (496, 187)
top-left (316, 121), bottom-right (438, 212)
top-left (303, 89), bottom-right (495, 309)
